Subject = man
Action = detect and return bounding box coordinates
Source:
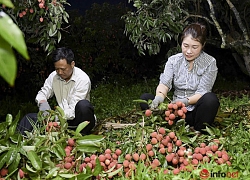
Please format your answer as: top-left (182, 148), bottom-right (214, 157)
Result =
top-left (17, 47), bottom-right (96, 135)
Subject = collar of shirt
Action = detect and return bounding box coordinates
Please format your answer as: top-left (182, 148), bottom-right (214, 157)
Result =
top-left (56, 67), bottom-right (76, 83)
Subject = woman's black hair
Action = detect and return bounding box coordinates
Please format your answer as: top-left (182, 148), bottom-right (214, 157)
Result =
top-left (181, 22), bottom-right (207, 46)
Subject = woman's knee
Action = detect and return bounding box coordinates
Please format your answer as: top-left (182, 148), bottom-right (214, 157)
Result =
top-left (201, 93), bottom-right (220, 106)
top-left (140, 93), bottom-right (154, 101)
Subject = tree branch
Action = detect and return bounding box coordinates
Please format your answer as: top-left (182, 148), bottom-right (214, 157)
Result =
top-left (183, 14), bottom-right (214, 25)
top-left (206, 0), bottom-right (226, 48)
top-left (225, 0), bottom-right (249, 41)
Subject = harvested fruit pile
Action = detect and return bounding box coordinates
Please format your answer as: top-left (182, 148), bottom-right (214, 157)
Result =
top-left (0, 102), bottom-right (235, 179)
top-left (76, 129), bottom-right (230, 179)
top-left (42, 102), bottom-right (231, 179)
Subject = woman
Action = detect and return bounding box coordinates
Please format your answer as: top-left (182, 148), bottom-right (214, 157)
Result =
top-left (141, 22), bottom-right (220, 133)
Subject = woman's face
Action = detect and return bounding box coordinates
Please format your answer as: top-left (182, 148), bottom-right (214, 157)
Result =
top-left (181, 34), bottom-right (203, 61)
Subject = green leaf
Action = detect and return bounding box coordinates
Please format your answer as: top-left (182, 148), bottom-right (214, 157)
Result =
top-left (27, 150), bottom-right (42, 171)
top-left (6, 148), bottom-right (17, 166)
top-left (76, 145), bottom-right (100, 153)
top-left (0, 0), bottom-right (14, 8)
top-left (51, 144), bottom-right (65, 159)
top-left (57, 31), bottom-right (62, 43)
top-left (5, 114), bottom-right (12, 126)
top-left (0, 146), bottom-right (9, 154)
top-left (76, 173), bottom-right (93, 180)
top-left (77, 134), bottom-right (105, 142)
top-left (8, 152), bottom-right (20, 174)
top-left (133, 99), bottom-right (148, 104)
top-left (0, 35), bottom-right (17, 86)
top-left (49, 25), bottom-right (57, 37)
top-left (45, 167), bottom-right (60, 179)
top-left (76, 140), bottom-right (101, 147)
top-left (8, 111), bottom-right (21, 136)
top-left (26, 163), bottom-right (37, 173)
top-left (0, 151), bottom-right (8, 169)
top-left (59, 174), bottom-right (77, 178)
top-left (0, 12), bottom-right (29, 60)
top-left (0, 122), bottom-right (7, 134)
top-left (107, 166), bottom-right (123, 177)
top-left (45, 43), bottom-right (50, 52)
top-left (92, 158), bottom-right (102, 176)
top-left (75, 121), bottom-right (89, 134)
top-left (189, 135), bottom-right (198, 143)
top-left (63, 14), bottom-right (68, 23)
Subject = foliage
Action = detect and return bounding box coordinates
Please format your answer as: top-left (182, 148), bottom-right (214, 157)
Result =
top-left (1, 0), bottom-right (70, 55)
top-left (0, 0), bottom-right (69, 88)
top-left (97, 97), bottom-right (250, 179)
top-left (0, 79), bottom-right (250, 179)
top-left (224, 122), bottom-right (250, 175)
top-left (123, 0), bottom-right (186, 55)
top-left (0, 107), bottom-right (105, 179)
top-left (0, 0), bottom-right (29, 86)
top-left (91, 78), bottom-right (158, 121)
top-left (124, 0), bottom-right (250, 76)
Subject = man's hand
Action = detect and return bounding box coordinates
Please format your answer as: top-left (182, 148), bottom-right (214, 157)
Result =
top-left (39, 101), bottom-right (51, 116)
top-left (150, 95), bottom-right (164, 109)
top-left (172, 98), bottom-right (189, 106)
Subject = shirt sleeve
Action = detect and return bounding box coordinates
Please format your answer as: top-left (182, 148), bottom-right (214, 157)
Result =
top-left (35, 72), bottom-right (55, 106)
top-left (64, 79), bottom-right (91, 120)
top-left (159, 56), bottom-right (175, 91)
top-left (195, 58), bottom-right (218, 95)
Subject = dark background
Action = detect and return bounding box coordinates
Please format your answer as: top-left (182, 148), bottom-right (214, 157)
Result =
top-left (66, 0), bottom-right (129, 13)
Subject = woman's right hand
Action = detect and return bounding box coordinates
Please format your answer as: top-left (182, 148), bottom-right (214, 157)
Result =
top-left (150, 95), bottom-right (164, 109)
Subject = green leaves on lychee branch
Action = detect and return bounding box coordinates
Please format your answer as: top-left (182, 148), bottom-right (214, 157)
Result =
top-left (0, 150), bottom-right (8, 169)
top-left (75, 121), bottom-right (90, 135)
top-left (27, 150), bottom-right (42, 171)
top-left (8, 152), bottom-right (21, 174)
top-left (8, 111), bottom-right (21, 137)
top-left (0, 12), bottom-right (29, 59)
top-left (45, 167), bottom-right (60, 179)
top-left (0, 111), bottom-right (21, 140)
top-left (59, 173), bottom-right (77, 179)
top-left (0, 121), bottom-right (7, 135)
top-left (0, 35), bottom-right (17, 86)
top-left (55, 106), bottom-right (67, 130)
top-left (5, 114), bottom-right (12, 126)
top-left (51, 143), bottom-right (66, 160)
top-left (0, 12), bottom-right (29, 86)
top-left (0, 0), bottom-right (14, 8)
top-left (0, 147), bottom-right (19, 174)
top-left (76, 135), bottom-right (105, 153)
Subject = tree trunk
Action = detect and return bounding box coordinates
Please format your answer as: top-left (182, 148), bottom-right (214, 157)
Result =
top-left (242, 50), bottom-right (250, 76)
top-left (231, 52), bottom-right (249, 76)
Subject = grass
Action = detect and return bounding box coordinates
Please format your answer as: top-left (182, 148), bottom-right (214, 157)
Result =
top-left (91, 78), bottom-right (158, 121)
top-left (0, 76), bottom-right (249, 123)
top-left (91, 75), bottom-right (250, 121)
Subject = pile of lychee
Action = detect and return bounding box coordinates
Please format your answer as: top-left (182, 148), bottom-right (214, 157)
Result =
top-left (56, 138), bottom-right (77, 170)
top-left (145, 101), bottom-right (188, 126)
top-left (46, 121), bottom-right (60, 132)
top-left (164, 101), bottom-right (187, 125)
top-left (145, 128), bottom-right (231, 175)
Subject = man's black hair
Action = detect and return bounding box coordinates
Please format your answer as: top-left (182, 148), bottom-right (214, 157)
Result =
top-left (52, 47), bottom-right (74, 64)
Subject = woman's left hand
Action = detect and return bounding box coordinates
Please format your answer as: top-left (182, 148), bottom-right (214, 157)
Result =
top-left (172, 98), bottom-right (189, 106)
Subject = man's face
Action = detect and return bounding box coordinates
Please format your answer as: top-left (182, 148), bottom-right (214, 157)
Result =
top-left (54, 59), bottom-right (75, 82)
